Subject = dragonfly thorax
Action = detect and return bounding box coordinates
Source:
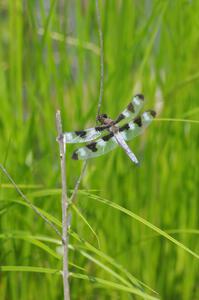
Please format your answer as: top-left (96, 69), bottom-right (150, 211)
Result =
top-left (97, 114), bottom-right (115, 126)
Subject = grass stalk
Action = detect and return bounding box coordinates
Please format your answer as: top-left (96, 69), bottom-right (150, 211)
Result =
top-left (56, 111), bottom-right (70, 300)
top-left (70, 0), bottom-right (104, 206)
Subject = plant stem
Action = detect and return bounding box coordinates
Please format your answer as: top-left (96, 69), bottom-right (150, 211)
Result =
top-left (56, 110), bottom-right (70, 300)
top-left (70, 0), bottom-right (104, 205)
top-left (96, 0), bottom-right (104, 117)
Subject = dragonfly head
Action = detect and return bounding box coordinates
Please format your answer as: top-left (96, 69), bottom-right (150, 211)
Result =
top-left (97, 114), bottom-right (108, 124)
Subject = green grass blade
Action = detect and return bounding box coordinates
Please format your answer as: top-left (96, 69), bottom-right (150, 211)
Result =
top-left (70, 272), bottom-right (159, 300)
top-left (84, 192), bottom-right (199, 259)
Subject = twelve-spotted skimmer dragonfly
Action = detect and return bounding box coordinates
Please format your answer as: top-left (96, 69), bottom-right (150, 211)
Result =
top-left (63, 94), bottom-right (156, 165)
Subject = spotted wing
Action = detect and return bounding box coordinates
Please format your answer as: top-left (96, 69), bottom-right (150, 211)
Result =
top-left (72, 133), bottom-right (118, 160)
top-left (115, 94), bottom-right (145, 124)
top-left (119, 110), bottom-right (156, 141)
top-left (63, 128), bottom-right (105, 144)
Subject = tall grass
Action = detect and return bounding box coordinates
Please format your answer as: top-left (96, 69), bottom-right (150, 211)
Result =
top-left (0, 1), bottom-right (199, 299)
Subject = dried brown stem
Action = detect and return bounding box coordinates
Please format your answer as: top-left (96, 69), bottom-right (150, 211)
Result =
top-left (56, 111), bottom-right (70, 300)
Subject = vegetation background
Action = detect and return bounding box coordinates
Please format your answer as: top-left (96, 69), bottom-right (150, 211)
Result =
top-left (0, 0), bottom-right (198, 299)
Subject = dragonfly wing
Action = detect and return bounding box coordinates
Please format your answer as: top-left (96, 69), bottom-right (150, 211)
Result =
top-left (115, 94), bottom-right (145, 124)
top-left (72, 133), bottom-right (118, 160)
top-left (114, 133), bottom-right (139, 165)
top-left (119, 110), bottom-right (156, 141)
top-left (63, 128), bottom-right (103, 143)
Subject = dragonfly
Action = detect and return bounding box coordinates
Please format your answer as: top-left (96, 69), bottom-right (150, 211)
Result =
top-left (63, 94), bottom-right (156, 165)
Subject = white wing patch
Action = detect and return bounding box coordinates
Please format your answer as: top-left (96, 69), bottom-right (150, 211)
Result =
top-left (133, 96), bottom-right (142, 106)
top-left (64, 132), bottom-right (73, 142)
top-left (123, 110), bottom-right (132, 118)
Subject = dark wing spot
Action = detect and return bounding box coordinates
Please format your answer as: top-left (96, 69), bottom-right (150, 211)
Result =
top-left (135, 94), bottom-right (144, 100)
top-left (102, 132), bottom-right (114, 141)
top-left (86, 142), bottom-right (98, 152)
top-left (95, 126), bottom-right (107, 131)
top-left (127, 102), bottom-right (135, 113)
top-left (72, 151), bottom-right (78, 160)
top-left (115, 113), bottom-right (125, 124)
top-left (75, 130), bottom-right (87, 137)
top-left (134, 116), bottom-right (142, 127)
top-left (119, 123), bottom-right (130, 132)
top-left (147, 110), bottom-right (156, 117)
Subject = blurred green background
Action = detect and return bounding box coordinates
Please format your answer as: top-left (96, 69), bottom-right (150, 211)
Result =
top-left (0, 0), bottom-right (199, 299)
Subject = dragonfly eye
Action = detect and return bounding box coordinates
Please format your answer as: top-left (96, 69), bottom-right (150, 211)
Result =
top-left (101, 114), bottom-right (108, 118)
